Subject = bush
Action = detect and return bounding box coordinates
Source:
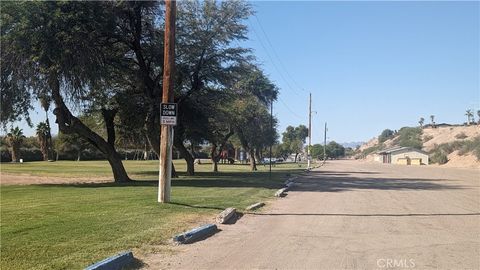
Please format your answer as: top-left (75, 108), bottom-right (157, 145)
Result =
top-left (358, 144), bottom-right (385, 158)
top-left (423, 135), bottom-right (433, 142)
top-left (395, 127), bottom-right (423, 149)
top-left (378, 129), bottom-right (394, 143)
top-left (429, 136), bottom-right (480, 162)
top-left (455, 132), bottom-right (468, 140)
top-left (430, 152), bottom-right (448, 164)
top-left (1, 147), bottom-right (43, 162)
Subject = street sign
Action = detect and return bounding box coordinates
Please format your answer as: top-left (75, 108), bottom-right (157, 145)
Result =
top-left (161, 103), bottom-right (177, 125)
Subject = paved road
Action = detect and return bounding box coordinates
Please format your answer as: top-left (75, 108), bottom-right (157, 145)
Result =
top-left (144, 160), bottom-right (480, 269)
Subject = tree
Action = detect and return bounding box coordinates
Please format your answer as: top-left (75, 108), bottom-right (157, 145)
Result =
top-left (38, 95), bottom-right (55, 160)
top-left (326, 141), bottom-right (345, 159)
top-left (5, 127), bottom-right (25, 162)
top-left (282, 125), bottom-right (308, 162)
top-left (465, 109), bottom-right (473, 125)
top-left (232, 94), bottom-right (277, 171)
top-left (171, 0), bottom-right (253, 175)
top-left (55, 132), bottom-right (92, 161)
top-left (36, 122), bottom-right (50, 161)
top-left (310, 144), bottom-right (324, 160)
top-left (418, 117), bottom-right (424, 128)
top-left (1, 1), bottom-right (131, 182)
top-left (430, 115), bottom-right (436, 128)
top-left (478, 110), bottom-right (480, 125)
top-left (378, 129), bottom-right (394, 143)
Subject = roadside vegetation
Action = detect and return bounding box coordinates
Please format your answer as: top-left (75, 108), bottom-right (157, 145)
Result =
top-left (429, 136), bottom-right (480, 164)
top-left (1, 160), bottom-right (305, 270)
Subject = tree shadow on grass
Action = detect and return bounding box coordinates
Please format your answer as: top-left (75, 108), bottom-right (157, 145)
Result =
top-left (34, 170), bottom-right (295, 189)
top-left (33, 169), bottom-right (464, 193)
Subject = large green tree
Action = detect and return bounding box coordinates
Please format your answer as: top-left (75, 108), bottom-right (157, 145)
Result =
top-left (282, 125), bottom-right (308, 162)
top-left (1, 1), bottom-right (131, 182)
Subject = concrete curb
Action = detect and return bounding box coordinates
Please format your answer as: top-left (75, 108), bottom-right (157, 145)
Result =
top-left (173, 224), bottom-right (218, 244)
top-left (275, 188), bottom-right (287, 197)
top-left (84, 251), bottom-right (134, 270)
top-left (285, 182), bottom-right (294, 189)
top-left (216, 208), bottom-right (236, 224)
top-left (246, 202), bottom-right (265, 211)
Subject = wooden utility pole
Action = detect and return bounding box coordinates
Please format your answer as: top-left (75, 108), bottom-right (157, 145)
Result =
top-left (159, 0), bottom-right (176, 203)
top-left (269, 99), bottom-right (273, 178)
top-left (307, 93), bottom-right (312, 169)
top-left (324, 122), bottom-right (327, 161)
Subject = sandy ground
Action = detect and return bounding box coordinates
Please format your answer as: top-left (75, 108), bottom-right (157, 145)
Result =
top-left (0, 173), bottom-right (112, 185)
top-left (422, 125), bottom-right (480, 152)
top-left (142, 160), bottom-right (480, 270)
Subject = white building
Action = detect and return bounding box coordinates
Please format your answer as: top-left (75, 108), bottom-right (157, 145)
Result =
top-left (374, 146), bottom-right (429, 165)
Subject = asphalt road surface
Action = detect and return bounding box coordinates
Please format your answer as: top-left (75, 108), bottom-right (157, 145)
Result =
top-left (144, 160), bottom-right (480, 270)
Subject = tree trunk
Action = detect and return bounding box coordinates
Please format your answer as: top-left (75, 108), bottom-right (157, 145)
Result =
top-left (174, 139), bottom-right (195, 175)
top-left (295, 152), bottom-right (299, 163)
top-left (173, 136), bottom-right (195, 176)
top-left (45, 115), bottom-right (54, 161)
top-left (249, 149), bottom-right (257, 171)
top-left (255, 148), bottom-right (261, 165)
top-left (107, 155), bottom-right (130, 183)
top-left (39, 136), bottom-right (48, 161)
top-left (213, 160), bottom-right (218, 172)
top-left (10, 144), bottom-right (19, 162)
top-left (50, 75), bottom-right (131, 183)
top-left (145, 106), bottom-right (160, 157)
top-left (211, 144), bottom-right (219, 172)
top-left (101, 108), bottom-right (117, 147)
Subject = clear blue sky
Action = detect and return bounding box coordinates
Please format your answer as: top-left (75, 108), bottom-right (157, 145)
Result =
top-left (12, 1), bottom-right (480, 145)
top-left (244, 1), bottom-right (480, 144)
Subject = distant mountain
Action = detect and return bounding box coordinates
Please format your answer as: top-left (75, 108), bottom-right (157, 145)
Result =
top-left (340, 142), bottom-right (365, 149)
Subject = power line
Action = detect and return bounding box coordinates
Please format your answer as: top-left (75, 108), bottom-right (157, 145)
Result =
top-left (249, 21), bottom-right (303, 97)
top-left (278, 96), bottom-right (304, 120)
top-left (254, 15), bottom-right (307, 93)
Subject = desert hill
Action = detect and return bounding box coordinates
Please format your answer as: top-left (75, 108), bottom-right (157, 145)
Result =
top-left (357, 125), bottom-right (480, 168)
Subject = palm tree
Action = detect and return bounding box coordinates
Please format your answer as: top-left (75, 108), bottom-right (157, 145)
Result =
top-left (465, 109), bottom-right (473, 125)
top-left (6, 127), bottom-right (25, 162)
top-left (36, 122), bottom-right (49, 161)
top-left (418, 117), bottom-right (424, 128)
top-left (39, 96), bottom-right (54, 160)
top-left (430, 115), bottom-right (435, 128)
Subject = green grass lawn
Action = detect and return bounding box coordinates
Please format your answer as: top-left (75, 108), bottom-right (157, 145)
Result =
top-left (1, 160), bottom-right (305, 270)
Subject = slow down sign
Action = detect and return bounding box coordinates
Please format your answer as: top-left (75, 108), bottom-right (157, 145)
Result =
top-left (161, 103), bottom-right (177, 126)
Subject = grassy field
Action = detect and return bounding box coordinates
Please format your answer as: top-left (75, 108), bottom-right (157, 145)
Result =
top-left (0, 160), bottom-right (305, 270)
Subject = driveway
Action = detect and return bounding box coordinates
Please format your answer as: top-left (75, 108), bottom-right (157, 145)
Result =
top-left (143, 160), bottom-right (480, 269)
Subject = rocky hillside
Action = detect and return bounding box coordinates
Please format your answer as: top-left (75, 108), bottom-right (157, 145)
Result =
top-left (357, 125), bottom-right (480, 168)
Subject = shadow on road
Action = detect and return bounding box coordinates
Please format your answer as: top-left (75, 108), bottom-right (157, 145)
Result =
top-left (249, 212), bottom-right (480, 217)
top-left (290, 170), bottom-right (465, 193)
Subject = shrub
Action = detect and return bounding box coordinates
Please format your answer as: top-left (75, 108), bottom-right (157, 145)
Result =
top-left (455, 132), bottom-right (468, 140)
top-left (423, 135), bottom-right (434, 142)
top-left (429, 136), bottom-right (480, 162)
top-left (358, 143), bottom-right (385, 158)
top-left (430, 152), bottom-right (448, 164)
top-left (378, 129), bottom-right (394, 143)
top-left (395, 127), bottom-right (423, 149)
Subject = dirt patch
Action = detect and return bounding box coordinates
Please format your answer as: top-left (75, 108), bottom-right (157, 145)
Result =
top-left (442, 150), bottom-right (480, 169)
top-left (0, 173), bottom-right (112, 185)
top-left (423, 125), bottom-right (480, 151)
